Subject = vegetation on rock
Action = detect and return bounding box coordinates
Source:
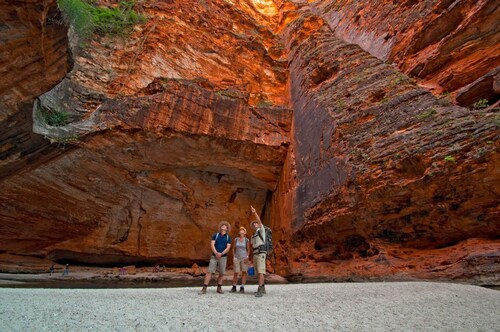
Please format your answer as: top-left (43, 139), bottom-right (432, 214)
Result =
top-left (472, 98), bottom-right (489, 110)
top-left (41, 108), bottom-right (70, 127)
top-left (57, 0), bottom-right (146, 40)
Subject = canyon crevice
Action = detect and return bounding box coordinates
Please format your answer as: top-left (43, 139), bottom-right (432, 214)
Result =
top-left (0, 0), bottom-right (498, 283)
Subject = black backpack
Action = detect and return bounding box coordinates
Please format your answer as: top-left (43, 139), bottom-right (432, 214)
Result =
top-left (257, 226), bottom-right (273, 254)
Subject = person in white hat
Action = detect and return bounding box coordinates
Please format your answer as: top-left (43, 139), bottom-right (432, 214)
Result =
top-left (199, 221), bottom-right (232, 295)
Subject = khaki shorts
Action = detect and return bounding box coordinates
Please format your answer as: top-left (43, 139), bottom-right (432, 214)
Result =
top-left (233, 257), bottom-right (249, 273)
top-left (208, 255), bottom-right (227, 274)
top-left (253, 253), bottom-right (266, 275)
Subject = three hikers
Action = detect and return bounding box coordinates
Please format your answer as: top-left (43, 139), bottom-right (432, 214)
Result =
top-left (199, 206), bottom-right (272, 297)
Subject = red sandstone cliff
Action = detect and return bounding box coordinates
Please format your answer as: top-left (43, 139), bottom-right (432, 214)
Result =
top-left (0, 0), bottom-right (498, 283)
top-left (0, 0), bottom-right (71, 181)
top-left (309, 0), bottom-right (500, 106)
top-left (1, 0), bottom-right (292, 266)
top-left (269, 4), bottom-right (499, 284)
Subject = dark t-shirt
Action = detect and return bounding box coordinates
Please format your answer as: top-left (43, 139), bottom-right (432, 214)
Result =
top-left (212, 233), bottom-right (231, 257)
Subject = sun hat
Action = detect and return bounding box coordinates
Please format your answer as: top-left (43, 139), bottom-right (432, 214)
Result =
top-left (239, 226), bottom-right (247, 233)
top-left (249, 219), bottom-right (260, 229)
top-left (218, 221), bottom-right (231, 232)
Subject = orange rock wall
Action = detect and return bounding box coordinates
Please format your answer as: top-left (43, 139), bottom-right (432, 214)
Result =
top-left (310, 0), bottom-right (500, 105)
top-left (0, 0), bottom-right (70, 181)
top-left (0, 0), bottom-right (498, 282)
top-left (0, 0), bottom-right (292, 266)
top-left (269, 4), bottom-right (499, 283)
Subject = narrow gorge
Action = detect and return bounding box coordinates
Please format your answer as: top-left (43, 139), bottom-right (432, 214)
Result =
top-left (1, 0), bottom-right (498, 285)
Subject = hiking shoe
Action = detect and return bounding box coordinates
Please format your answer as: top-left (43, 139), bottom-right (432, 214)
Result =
top-left (217, 285), bottom-right (224, 294)
top-left (255, 286), bottom-right (263, 297)
top-left (230, 286), bottom-right (237, 293)
top-left (198, 286), bottom-right (207, 295)
top-left (262, 285), bottom-right (266, 294)
top-left (239, 286), bottom-right (245, 293)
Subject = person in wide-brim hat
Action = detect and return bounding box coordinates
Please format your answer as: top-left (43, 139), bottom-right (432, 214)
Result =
top-left (249, 206), bottom-right (267, 297)
top-left (218, 220), bottom-right (231, 233)
top-left (199, 220), bottom-right (232, 295)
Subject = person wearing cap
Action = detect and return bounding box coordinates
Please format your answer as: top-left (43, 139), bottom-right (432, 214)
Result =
top-left (249, 206), bottom-right (267, 297)
top-left (230, 226), bottom-right (251, 293)
top-left (199, 221), bottom-right (232, 295)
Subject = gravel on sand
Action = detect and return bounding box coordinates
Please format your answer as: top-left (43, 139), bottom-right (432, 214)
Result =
top-left (0, 282), bottom-right (498, 331)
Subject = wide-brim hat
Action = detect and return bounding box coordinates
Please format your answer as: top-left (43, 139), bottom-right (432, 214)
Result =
top-left (218, 221), bottom-right (231, 233)
top-left (249, 219), bottom-right (260, 229)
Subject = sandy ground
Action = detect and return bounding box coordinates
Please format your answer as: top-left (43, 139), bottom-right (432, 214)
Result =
top-left (0, 282), bottom-right (498, 331)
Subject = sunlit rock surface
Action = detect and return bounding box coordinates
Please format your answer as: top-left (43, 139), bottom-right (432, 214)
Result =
top-left (0, 0), bottom-right (498, 282)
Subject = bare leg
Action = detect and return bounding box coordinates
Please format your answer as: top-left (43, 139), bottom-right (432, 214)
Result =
top-left (217, 273), bottom-right (224, 285)
top-left (241, 272), bottom-right (247, 285)
top-left (258, 273), bottom-right (264, 286)
top-left (232, 272), bottom-right (238, 285)
top-left (203, 272), bottom-right (212, 286)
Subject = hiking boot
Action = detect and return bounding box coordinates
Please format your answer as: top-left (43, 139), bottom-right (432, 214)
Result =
top-left (239, 286), bottom-right (245, 293)
top-left (230, 285), bottom-right (237, 293)
top-left (255, 285), bottom-right (263, 297)
top-left (262, 285), bottom-right (266, 294)
top-left (198, 286), bottom-right (207, 295)
top-left (216, 285), bottom-right (224, 294)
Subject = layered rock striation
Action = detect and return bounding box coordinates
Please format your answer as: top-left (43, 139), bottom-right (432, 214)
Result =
top-left (0, 0), bottom-right (292, 266)
top-left (0, 0), bottom-right (498, 282)
top-left (269, 4), bottom-right (499, 283)
top-left (0, 0), bottom-right (71, 181)
top-left (310, 0), bottom-right (500, 106)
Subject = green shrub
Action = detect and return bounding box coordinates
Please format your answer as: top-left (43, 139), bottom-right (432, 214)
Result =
top-left (472, 98), bottom-right (489, 109)
top-left (57, 0), bottom-right (94, 39)
top-left (57, 0), bottom-right (146, 40)
top-left (42, 108), bottom-right (70, 127)
top-left (444, 155), bottom-right (455, 163)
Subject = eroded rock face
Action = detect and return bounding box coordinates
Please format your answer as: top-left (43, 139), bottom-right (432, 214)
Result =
top-left (0, 0), bottom-right (70, 181)
top-left (0, 0), bottom-right (292, 266)
top-left (0, 0), bottom-right (498, 282)
top-left (269, 6), bottom-right (499, 284)
top-left (310, 0), bottom-right (500, 105)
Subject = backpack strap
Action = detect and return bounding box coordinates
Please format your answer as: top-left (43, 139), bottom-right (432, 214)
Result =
top-left (215, 233), bottom-right (231, 244)
top-left (257, 226), bottom-right (265, 242)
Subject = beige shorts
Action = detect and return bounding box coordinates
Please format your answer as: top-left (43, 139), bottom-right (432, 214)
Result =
top-left (208, 255), bottom-right (227, 274)
top-left (253, 253), bottom-right (266, 275)
top-left (233, 257), bottom-right (249, 273)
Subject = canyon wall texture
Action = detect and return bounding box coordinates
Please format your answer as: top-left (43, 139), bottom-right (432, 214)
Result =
top-left (0, 0), bottom-right (71, 181)
top-left (0, 0), bottom-right (498, 283)
top-left (1, 0), bottom-right (292, 266)
top-left (310, 0), bottom-right (500, 106)
top-left (269, 2), bottom-right (499, 284)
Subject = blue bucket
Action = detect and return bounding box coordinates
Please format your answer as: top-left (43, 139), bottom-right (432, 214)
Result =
top-left (248, 266), bottom-right (255, 276)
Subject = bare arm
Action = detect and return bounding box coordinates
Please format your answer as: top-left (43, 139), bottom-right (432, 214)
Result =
top-left (210, 240), bottom-right (217, 255)
top-left (221, 243), bottom-right (231, 256)
top-left (251, 206), bottom-right (263, 227)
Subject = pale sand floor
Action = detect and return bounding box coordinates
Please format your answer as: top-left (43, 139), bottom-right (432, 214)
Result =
top-left (0, 282), bottom-right (498, 331)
